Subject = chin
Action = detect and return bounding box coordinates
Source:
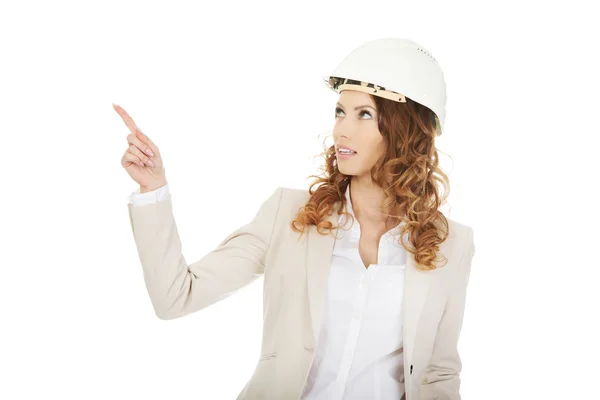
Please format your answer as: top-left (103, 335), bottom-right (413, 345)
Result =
top-left (337, 167), bottom-right (356, 176)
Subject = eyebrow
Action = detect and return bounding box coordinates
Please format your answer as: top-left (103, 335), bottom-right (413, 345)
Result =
top-left (336, 102), bottom-right (376, 111)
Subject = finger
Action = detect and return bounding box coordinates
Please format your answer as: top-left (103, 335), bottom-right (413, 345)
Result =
top-left (128, 144), bottom-right (155, 167)
top-left (134, 126), bottom-right (159, 155)
top-left (127, 133), bottom-right (154, 157)
top-left (123, 151), bottom-right (145, 168)
top-left (112, 103), bottom-right (138, 134)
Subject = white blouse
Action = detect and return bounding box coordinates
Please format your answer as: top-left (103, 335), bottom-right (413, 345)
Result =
top-left (300, 183), bottom-right (407, 400)
top-left (128, 184), bottom-right (408, 400)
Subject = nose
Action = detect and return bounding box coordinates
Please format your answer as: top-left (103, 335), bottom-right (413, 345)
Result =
top-left (333, 119), bottom-right (359, 142)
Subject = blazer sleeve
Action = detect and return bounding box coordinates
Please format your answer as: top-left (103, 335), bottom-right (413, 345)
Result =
top-left (127, 186), bottom-right (284, 320)
top-left (420, 226), bottom-right (475, 400)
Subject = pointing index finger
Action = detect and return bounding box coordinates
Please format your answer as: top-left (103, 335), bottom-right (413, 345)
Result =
top-left (112, 103), bottom-right (138, 134)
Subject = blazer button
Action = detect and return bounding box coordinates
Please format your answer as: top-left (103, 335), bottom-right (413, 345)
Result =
top-left (422, 377), bottom-right (428, 384)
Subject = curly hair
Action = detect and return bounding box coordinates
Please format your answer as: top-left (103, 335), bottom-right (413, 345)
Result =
top-left (290, 94), bottom-right (451, 271)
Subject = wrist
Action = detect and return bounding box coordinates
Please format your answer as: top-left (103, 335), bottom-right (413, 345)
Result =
top-left (140, 179), bottom-right (168, 193)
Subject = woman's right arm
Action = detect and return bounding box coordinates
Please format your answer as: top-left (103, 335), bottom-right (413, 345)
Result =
top-left (127, 186), bottom-right (283, 320)
top-left (114, 103), bottom-right (283, 320)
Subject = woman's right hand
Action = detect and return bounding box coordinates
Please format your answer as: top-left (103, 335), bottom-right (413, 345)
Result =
top-left (114, 103), bottom-right (168, 192)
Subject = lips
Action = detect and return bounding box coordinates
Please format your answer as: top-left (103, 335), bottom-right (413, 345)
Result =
top-left (337, 149), bottom-right (357, 159)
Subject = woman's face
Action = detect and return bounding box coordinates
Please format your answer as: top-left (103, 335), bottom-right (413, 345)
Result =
top-left (333, 90), bottom-right (385, 179)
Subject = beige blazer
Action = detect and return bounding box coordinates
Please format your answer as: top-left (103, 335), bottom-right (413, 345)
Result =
top-left (127, 186), bottom-right (475, 400)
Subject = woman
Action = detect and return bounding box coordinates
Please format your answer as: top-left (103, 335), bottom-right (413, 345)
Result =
top-left (118, 37), bottom-right (475, 400)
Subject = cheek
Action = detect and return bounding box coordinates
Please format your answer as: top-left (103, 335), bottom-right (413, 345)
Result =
top-left (365, 133), bottom-right (385, 157)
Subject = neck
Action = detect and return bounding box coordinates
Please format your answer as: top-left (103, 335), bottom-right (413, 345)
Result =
top-left (349, 176), bottom-right (389, 225)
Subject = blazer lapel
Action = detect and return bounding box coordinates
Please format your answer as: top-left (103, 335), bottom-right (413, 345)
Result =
top-left (304, 202), bottom-right (430, 370)
top-left (402, 249), bottom-right (430, 371)
top-left (305, 207), bottom-right (338, 349)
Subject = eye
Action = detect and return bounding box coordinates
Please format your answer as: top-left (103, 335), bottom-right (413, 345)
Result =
top-left (334, 107), bottom-right (373, 119)
top-left (359, 110), bottom-right (372, 119)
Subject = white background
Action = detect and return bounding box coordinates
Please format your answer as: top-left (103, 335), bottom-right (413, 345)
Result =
top-left (1, 0), bottom-right (598, 399)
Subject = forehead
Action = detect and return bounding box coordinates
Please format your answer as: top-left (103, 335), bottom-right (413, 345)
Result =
top-left (337, 90), bottom-right (375, 106)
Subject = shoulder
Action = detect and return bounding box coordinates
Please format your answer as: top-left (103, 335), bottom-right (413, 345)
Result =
top-left (445, 216), bottom-right (475, 262)
top-left (279, 186), bottom-right (311, 206)
top-left (280, 186), bottom-right (309, 197)
top-left (263, 186), bottom-right (310, 221)
top-left (446, 217), bottom-right (473, 242)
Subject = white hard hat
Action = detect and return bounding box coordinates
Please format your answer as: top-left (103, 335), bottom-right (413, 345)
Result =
top-left (323, 37), bottom-right (447, 136)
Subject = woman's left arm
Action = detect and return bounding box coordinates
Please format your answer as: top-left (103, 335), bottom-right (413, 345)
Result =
top-left (420, 227), bottom-right (475, 400)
